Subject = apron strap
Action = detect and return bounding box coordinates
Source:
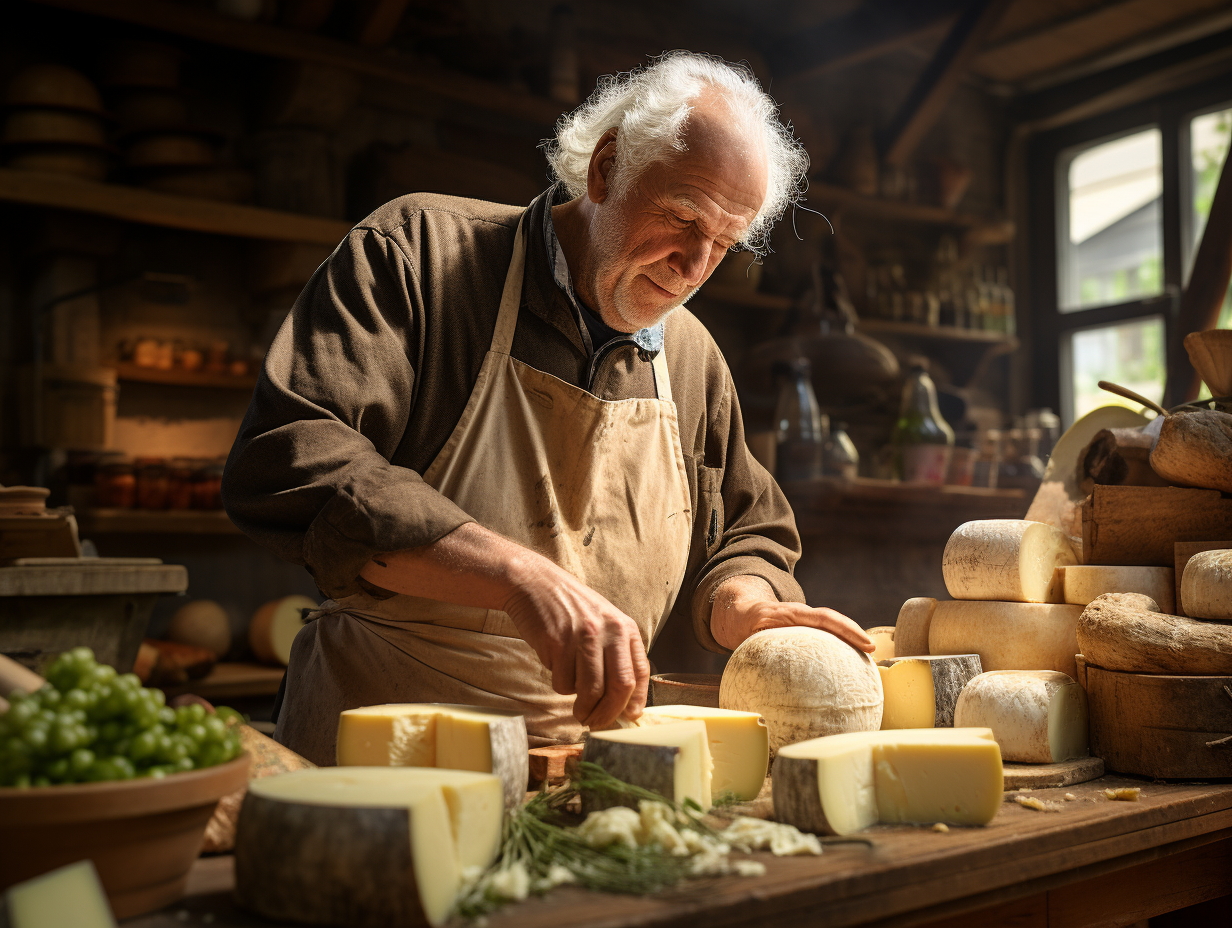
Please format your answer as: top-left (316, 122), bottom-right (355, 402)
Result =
top-left (490, 214), bottom-right (527, 356)
top-left (650, 346), bottom-right (673, 403)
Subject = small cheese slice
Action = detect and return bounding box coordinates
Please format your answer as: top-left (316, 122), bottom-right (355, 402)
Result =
top-left (1181, 549), bottom-right (1232, 620)
top-left (928, 600), bottom-right (1083, 680)
top-left (894, 597), bottom-right (937, 656)
top-left (954, 670), bottom-right (1088, 764)
top-left (867, 626), bottom-right (896, 661)
top-left (878, 654), bottom-right (983, 729)
top-left (637, 705), bottom-right (768, 801)
top-left (1061, 565), bottom-right (1175, 613)
top-left (236, 767), bottom-right (503, 927)
top-left (581, 720), bottom-right (713, 812)
top-left (773, 728), bottom-right (1002, 835)
top-left (942, 520), bottom-right (1076, 603)
top-left (336, 703), bottom-right (529, 809)
top-left (4, 861), bottom-right (115, 928)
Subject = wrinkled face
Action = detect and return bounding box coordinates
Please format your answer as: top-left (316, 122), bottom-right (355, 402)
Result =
top-left (588, 99), bottom-right (769, 333)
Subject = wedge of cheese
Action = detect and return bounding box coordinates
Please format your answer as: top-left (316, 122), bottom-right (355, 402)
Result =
top-left (336, 703), bottom-right (528, 809)
top-left (235, 767), bottom-right (503, 927)
top-left (637, 705), bottom-right (768, 801)
top-left (1181, 549), bottom-right (1232, 620)
top-left (878, 654), bottom-right (983, 729)
top-left (928, 600), bottom-right (1083, 680)
top-left (954, 670), bottom-right (1088, 764)
top-left (773, 728), bottom-right (1003, 835)
top-left (1061, 565), bottom-right (1175, 613)
top-left (894, 597), bottom-right (937, 656)
top-left (4, 861), bottom-right (115, 928)
top-left (942, 520), bottom-right (1076, 603)
top-left (867, 626), bottom-right (896, 661)
top-left (581, 720), bottom-right (713, 813)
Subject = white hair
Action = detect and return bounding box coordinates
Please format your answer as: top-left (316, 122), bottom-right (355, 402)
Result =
top-left (544, 51), bottom-right (809, 255)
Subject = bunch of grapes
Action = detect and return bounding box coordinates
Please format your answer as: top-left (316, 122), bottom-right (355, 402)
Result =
top-left (0, 647), bottom-right (243, 788)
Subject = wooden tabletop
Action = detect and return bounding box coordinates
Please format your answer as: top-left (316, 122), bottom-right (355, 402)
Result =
top-left (122, 774), bottom-right (1232, 928)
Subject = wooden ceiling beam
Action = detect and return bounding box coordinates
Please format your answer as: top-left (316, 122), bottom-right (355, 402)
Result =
top-left (771, 0), bottom-right (963, 83)
top-left (879, 0), bottom-right (1015, 167)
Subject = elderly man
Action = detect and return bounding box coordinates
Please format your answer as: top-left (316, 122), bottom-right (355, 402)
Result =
top-left (223, 52), bottom-right (873, 765)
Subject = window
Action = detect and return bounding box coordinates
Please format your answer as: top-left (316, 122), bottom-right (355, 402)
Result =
top-left (1031, 80), bottom-right (1232, 426)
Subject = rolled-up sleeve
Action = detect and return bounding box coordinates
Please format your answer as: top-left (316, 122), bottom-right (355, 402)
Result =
top-left (222, 227), bottom-right (474, 599)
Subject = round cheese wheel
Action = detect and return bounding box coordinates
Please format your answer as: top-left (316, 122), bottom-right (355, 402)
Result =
top-left (167, 599), bottom-right (232, 659)
top-left (249, 595), bottom-right (318, 666)
top-left (942, 520), bottom-right (1076, 603)
top-left (954, 670), bottom-right (1088, 763)
top-left (894, 597), bottom-right (937, 657)
top-left (866, 626), bottom-right (895, 662)
top-left (719, 627), bottom-right (883, 756)
top-left (1181, 549), bottom-right (1232, 620)
top-left (1061, 565), bottom-right (1175, 614)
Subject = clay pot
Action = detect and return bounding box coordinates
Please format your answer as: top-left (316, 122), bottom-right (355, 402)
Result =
top-left (5, 64), bottom-right (103, 114)
top-left (650, 672), bottom-right (721, 708)
top-left (0, 755), bottom-right (249, 918)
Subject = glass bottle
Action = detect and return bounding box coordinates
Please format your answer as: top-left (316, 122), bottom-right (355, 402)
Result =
top-left (774, 358), bottom-right (828, 482)
top-left (972, 429), bottom-right (1002, 489)
top-left (822, 421), bottom-right (860, 480)
top-left (892, 363), bottom-right (954, 484)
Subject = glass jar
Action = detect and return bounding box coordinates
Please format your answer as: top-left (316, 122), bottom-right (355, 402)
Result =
top-left (167, 458), bottom-right (196, 510)
top-left (135, 457), bottom-right (169, 510)
top-left (192, 461), bottom-right (225, 510)
top-left (822, 421), bottom-right (859, 480)
top-left (774, 358), bottom-right (827, 482)
top-left (94, 459), bottom-right (136, 509)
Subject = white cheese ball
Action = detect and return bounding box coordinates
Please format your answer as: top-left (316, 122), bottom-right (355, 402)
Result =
top-left (719, 627), bottom-right (883, 755)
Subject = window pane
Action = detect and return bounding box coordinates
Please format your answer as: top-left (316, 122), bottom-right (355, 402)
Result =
top-left (1067, 316), bottom-right (1165, 423)
top-left (1059, 128), bottom-right (1162, 312)
top-left (1189, 106), bottom-right (1232, 332)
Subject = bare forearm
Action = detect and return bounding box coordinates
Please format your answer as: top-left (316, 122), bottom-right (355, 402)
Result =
top-left (711, 575), bottom-right (777, 650)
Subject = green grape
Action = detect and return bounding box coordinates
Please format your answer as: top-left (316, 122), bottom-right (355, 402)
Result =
top-left (196, 742), bottom-right (229, 768)
top-left (141, 765), bottom-right (171, 779)
top-left (157, 706), bottom-right (175, 726)
top-left (63, 688), bottom-right (92, 711)
top-left (24, 723), bottom-right (49, 754)
top-left (38, 686), bottom-right (61, 708)
top-left (10, 773), bottom-right (31, 788)
top-left (202, 716), bottom-right (227, 742)
top-left (32, 775), bottom-right (51, 787)
top-left (6, 700), bottom-right (36, 729)
top-left (46, 757), bottom-right (70, 782)
top-left (130, 729), bottom-right (160, 764)
top-left (185, 723), bottom-right (208, 745)
top-left (172, 756), bottom-right (194, 773)
top-left (69, 748), bottom-right (95, 778)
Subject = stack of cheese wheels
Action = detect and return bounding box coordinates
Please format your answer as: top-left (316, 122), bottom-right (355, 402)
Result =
top-left (927, 520), bottom-right (1083, 679)
top-left (719, 626), bottom-right (883, 756)
top-left (636, 705), bottom-right (769, 801)
top-left (1181, 549), bottom-right (1232, 620)
top-left (1060, 565), bottom-right (1175, 614)
top-left (336, 704), bottom-right (529, 810)
top-left (580, 720), bottom-right (713, 813)
top-left (772, 728), bottom-right (1003, 835)
top-left (235, 767), bottom-right (504, 927)
top-left (954, 670), bottom-right (1088, 763)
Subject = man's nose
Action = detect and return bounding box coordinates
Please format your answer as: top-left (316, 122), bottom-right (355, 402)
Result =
top-left (668, 235), bottom-right (711, 286)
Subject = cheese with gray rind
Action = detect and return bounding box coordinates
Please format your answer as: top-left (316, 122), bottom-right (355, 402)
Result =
top-left (942, 520), bottom-right (1076, 603)
top-left (929, 600), bottom-right (1083, 680)
top-left (954, 670), bottom-right (1089, 763)
top-left (878, 654), bottom-right (983, 729)
top-left (719, 627), bottom-right (883, 756)
top-left (1062, 565), bottom-right (1175, 613)
top-left (581, 720), bottom-right (713, 813)
top-left (894, 597), bottom-right (937, 656)
top-left (1180, 549), bottom-right (1232, 620)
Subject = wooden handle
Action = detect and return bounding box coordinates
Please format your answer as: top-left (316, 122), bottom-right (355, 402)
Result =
top-left (0, 652), bottom-right (47, 711)
top-left (1097, 380), bottom-right (1169, 418)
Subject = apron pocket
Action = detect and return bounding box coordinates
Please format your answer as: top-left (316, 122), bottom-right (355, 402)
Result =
top-left (697, 464), bottom-right (724, 556)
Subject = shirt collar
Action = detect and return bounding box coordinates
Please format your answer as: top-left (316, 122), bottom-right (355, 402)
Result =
top-left (542, 184), bottom-right (665, 356)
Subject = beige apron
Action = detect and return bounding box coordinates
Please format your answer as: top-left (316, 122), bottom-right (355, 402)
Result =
top-left (275, 215), bottom-right (694, 765)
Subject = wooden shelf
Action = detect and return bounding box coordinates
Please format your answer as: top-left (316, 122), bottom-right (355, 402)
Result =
top-left (76, 509), bottom-right (242, 535)
top-left (114, 363), bottom-right (258, 390)
top-left (807, 179), bottom-right (1016, 240)
top-left (30, 0), bottom-right (564, 127)
top-left (160, 661), bottom-right (285, 701)
top-left (856, 318), bottom-right (1019, 345)
top-left (0, 169), bottom-right (352, 245)
top-left (694, 284), bottom-right (795, 311)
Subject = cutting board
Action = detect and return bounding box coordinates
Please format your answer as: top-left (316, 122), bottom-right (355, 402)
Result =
top-left (1002, 756), bottom-right (1104, 789)
top-left (1087, 664), bottom-right (1232, 778)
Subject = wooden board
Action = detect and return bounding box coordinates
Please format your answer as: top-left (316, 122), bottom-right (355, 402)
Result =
top-left (529, 743), bottom-right (584, 787)
top-left (0, 561), bottom-right (187, 596)
top-left (1087, 665), bottom-right (1232, 779)
top-left (1082, 486), bottom-right (1232, 566)
top-left (160, 662), bottom-right (285, 700)
top-left (1003, 756), bottom-right (1104, 789)
top-left (1175, 540), bottom-right (1232, 616)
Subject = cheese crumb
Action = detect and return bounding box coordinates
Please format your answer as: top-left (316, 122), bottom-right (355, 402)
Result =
top-left (932, 822), bottom-right (950, 833)
top-left (1014, 795), bottom-right (1061, 812)
top-left (722, 817), bottom-right (822, 857)
top-left (1064, 793), bottom-right (1077, 801)
top-left (733, 860), bottom-right (767, 877)
top-left (487, 863), bottom-right (531, 901)
top-left (1016, 787), bottom-right (1033, 792)
top-left (1104, 787), bottom-right (1141, 802)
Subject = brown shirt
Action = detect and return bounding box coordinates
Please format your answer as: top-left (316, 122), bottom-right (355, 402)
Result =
top-left (222, 189), bottom-right (805, 653)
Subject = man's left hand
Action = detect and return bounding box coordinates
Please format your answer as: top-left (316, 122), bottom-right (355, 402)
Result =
top-left (711, 575), bottom-right (875, 653)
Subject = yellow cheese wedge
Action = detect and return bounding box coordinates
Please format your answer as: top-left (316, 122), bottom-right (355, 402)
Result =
top-left (4, 861), bottom-right (115, 928)
top-left (581, 720), bottom-right (713, 812)
top-left (638, 705), bottom-right (769, 801)
top-left (336, 703), bottom-right (528, 809)
top-left (877, 654), bottom-right (982, 729)
top-left (773, 728), bottom-right (1003, 835)
top-left (867, 626), bottom-right (896, 661)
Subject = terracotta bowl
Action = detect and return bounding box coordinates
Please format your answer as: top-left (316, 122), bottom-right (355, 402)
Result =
top-left (650, 672), bottom-right (722, 708)
top-left (0, 754), bottom-right (249, 918)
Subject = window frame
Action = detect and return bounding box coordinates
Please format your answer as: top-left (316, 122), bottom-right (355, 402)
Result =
top-left (1027, 78), bottom-right (1232, 420)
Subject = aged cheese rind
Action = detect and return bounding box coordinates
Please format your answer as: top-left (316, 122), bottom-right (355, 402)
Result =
top-left (929, 600), bottom-right (1083, 680)
top-left (943, 520), bottom-right (1076, 603)
top-left (1062, 565), bottom-right (1176, 613)
top-left (1180, 549), bottom-right (1232, 620)
top-left (1076, 593), bottom-right (1232, 674)
top-left (4, 861), bottom-right (115, 928)
top-left (773, 728), bottom-right (1002, 835)
top-left (336, 703), bottom-right (529, 810)
top-left (954, 670), bottom-right (1088, 763)
top-left (581, 720), bottom-right (713, 812)
top-left (894, 597), bottom-right (937, 656)
top-left (720, 627), bottom-right (883, 755)
top-left (249, 594), bottom-right (317, 666)
top-left (878, 654), bottom-right (983, 729)
top-left (637, 706), bottom-right (768, 801)
top-left (867, 626), bottom-right (896, 661)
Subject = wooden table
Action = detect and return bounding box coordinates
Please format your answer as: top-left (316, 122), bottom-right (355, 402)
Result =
top-left (123, 774), bottom-right (1232, 928)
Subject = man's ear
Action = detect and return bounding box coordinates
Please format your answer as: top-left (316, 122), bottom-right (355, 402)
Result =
top-left (587, 127), bottom-right (619, 204)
